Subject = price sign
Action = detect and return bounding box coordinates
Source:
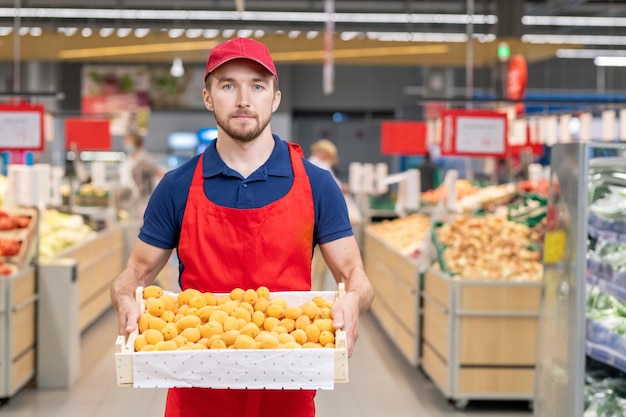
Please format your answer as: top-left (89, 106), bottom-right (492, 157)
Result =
top-left (0, 103), bottom-right (45, 151)
top-left (440, 110), bottom-right (508, 157)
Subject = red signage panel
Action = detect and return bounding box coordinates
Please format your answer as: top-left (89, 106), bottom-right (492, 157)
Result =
top-left (440, 110), bottom-right (508, 158)
top-left (380, 121), bottom-right (427, 156)
top-left (65, 118), bottom-right (112, 151)
top-left (0, 102), bottom-right (45, 151)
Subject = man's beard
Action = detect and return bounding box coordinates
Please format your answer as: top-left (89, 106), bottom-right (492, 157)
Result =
top-left (215, 112), bottom-right (271, 143)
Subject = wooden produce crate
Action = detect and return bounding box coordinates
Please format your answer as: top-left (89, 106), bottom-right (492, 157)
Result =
top-left (58, 225), bottom-right (124, 332)
top-left (115, 286), bottom-right (349, 390)
top-left (363, 229), bottom-right (422, 366)
top-left (421, 267), bottom-right (540, 409)
top-left (0, 266), bottom-right (37, 402)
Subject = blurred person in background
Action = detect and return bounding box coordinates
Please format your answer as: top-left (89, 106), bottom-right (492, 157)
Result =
top-left (418, 151), bottom-right (439, 192)
top-left (118, 132), bottom-right (164, 221)
top-left (308, 139), bottom-right (349, 193)
top-left (111, 37), bottom-right (374, 417)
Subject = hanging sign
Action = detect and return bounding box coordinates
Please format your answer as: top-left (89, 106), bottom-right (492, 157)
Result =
top-left (380, 121), bottom-right (427, 156)
top-left (0, 102), bottom-right (45, 151)
top-left (440, 110), bottom-right (508, 157)
top-left (65, 118), bottom-right (112, 151)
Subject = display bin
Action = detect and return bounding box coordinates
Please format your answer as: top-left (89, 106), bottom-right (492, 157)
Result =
top-left (115, 286), bottom-right (349, 390)
top-left (421, 267), bottom-right (540, 409)
top-left (0, 266), bottom-right (37, 403)
top-left (49, 225), bottom-right (125, 332)
top-left (363, 229), bottom-right (423, 367)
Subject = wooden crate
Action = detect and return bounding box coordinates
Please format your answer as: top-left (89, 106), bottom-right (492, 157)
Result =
top-left (115, 287), bottom-right (349, 390)
top-left (421, 267), bottom-right (540, 403)
top-left (363, 230), bottom-right (421, 366)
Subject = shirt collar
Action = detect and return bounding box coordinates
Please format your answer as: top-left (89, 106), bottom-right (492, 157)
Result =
top-left (202, 134), bottom-right (292, 179)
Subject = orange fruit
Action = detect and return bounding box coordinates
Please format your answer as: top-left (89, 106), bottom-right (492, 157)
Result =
top-left (221, 330), bottom-right (241, 346)
top-left (314, 318), bottom-right (334, 333)
top-left (161, 310), bottom-right (175, 323)
top-left (252, 310), bottom-right (265, 327)
top-left (279, 318), bottom-right (295, 333)
top-left (143, 328), bottom-right (164, 345)
top-left (242, 289), bottom-right (258, 305)
top-left (178, 288), bottom-right (202, 306)
top-left (181, 327), bottom-right (202, 343)
top-left (263, 317), bottom-right (280, 332)
top-left (200, 321), bottom-right (224, 339)
top-left (209, 310), bottom-right (229, 325)
top-left (290, 329), bottom-right (307, 345)
top-left (145, 297), bottom-right (165, 317)
top-left (140, 344), bottom-right (156, 352)
top-left (210, 339), bottom-right (227, 349)
top-left (202, 292), bottom-right (218, 306)
top-left (266, 304), bottom-right (284, 320)
top-left (278, 333), bottom-right (295, 345)
top-left (223, 316), bottom-right (239, 332)
top-left (160, 294), bottom-right (178, 312)
top-left (319, 330), bottom-right (335, 346)
top-left (284, 306), bottom-right (302, 320)
top-left (233, 334), bottom-right (256, 349)
top-left (256, 286), bottom-right (271, 300)
top-left (198, 305), bottom-right (218, 323)
top-left (232, 307), bottom-right (251, 322)
top-left (270, 297), bottom-right (287, 309)
top-left (271, 325), bottom-right (288, 335)
top-left (305, 324), bottom-right (321, 343)
top-left (283, 341), bottom-right (303, 349)
top-left (189, 295), bottom-right (208, 309)
top-left (295, 315), bottom-right (311, 330)
top-left (162, 324), bottom-right (179, 341)
top-left (253, 297), bottom-right (270, 313)
top-left (138, 313), bottom-right (152, 333)
top-left (230, 288), bottom-right (246, 301)
top-left (219, 300), bottom-right (239, 316)
top-left (301, 301), bottom-right (318, 321)
top-left (149, 316), bottom-right (168, 332)
top-left (240, 322), bottom-right (261, 339)
top-left (260, 333), bottom-right (280, 349)
top-left (134, 334), bottom-right (148, 352)
top-left (176, 315), bottom-right (201, 332)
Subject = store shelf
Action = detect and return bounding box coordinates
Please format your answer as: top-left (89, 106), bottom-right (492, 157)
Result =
top-left (587, 272), bottom-right (626, 303)
top-left (586, 340), bottom-right (626, 375)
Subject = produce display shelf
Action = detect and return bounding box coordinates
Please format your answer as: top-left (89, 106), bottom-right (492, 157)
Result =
top-left (588, 224), bottom-right (626, 244)
top-left (421, 267), bottom-right (539, 409)
top-left (586, 340), bottom-right (626, 375)
top-left (115, 286), bottom-right (349, 390)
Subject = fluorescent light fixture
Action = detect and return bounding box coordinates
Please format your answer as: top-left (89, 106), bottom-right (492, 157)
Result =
top-left (0, 27), bottom-right (12, 36)
top-left (556, 48), bottom-right (626, 59)
top-left (80, 27), bottom-right (92, 37)
top-left (237, 29), bottom-right (254, 38)
top-left (306, 31), bottom-right (319, 40)
top-left (0, 7), bottom-right (496, 26)
top-left (340, 32), bottom-right (360, 41)
top-left (58, 27), bottom-right (78, 36)
top-left (222, 29), bottom-right (236, 38)
top-left (288, 31), bottom-right (300, 39)
top-left (523, 34), bottom-right (626, 45)
top-left (18, 27), bottom-right (29, 36)
top-left (367, 31), bottom-right (469, 42)
top-left (167, 28), bottom-right (185, 38)
top-left (594, 56), bottom-right (626, 67)
top-left (59, 40), bottom-right (219, 59)
top-left (523, 15), bottom-right (626, 27)
top-left (253, 30), bottom-right (265, 38)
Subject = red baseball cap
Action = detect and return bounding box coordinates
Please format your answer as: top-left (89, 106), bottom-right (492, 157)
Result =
top-left (204, 37), bottom-right (278, 83)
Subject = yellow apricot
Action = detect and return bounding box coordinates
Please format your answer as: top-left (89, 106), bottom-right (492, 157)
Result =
top-left (301, 301), bottom-right (319, 321)
top-left (295, 315), bottom-right (311, 330)
top-left (223, 316), bottom-right (239, 332)
top-left (242, 289), bottom-right (258, 305)
top-left (232, 307), bottom-right (251, 322)
top-left (314, 318), bottom-right (334, 333)
top-left (143, 328), bottom-right (164, 345)
top-left (305, 324), bottom-right (321, 343)
top-left (233, 334), bottom-right (256, 349)
top-left (206, 334), bottom-right (222, 347)
top-left (312, 295), bottom-right (329, 308)
top-left (252, 310), bottom-right (266, 327)
top-left (189, 295), bottom-right (208, 309)
top-left (290, 329), bottom-right (307, 345)
top-left (221, 330), bottom-right (241, 346)
top-left (324, 343), bottom-right (336, 349)
top-left (161, 310), bottom-right (175, 323)
top-left (271, 325), bottom-right (288, 335)
top-left (230, 288), bottom-right (246, 301)
top-left (184, 307), bottom-right (199, 317)
top-left (256, 286), bottom-right (271, 300)
top-left (157, 340), bottom-right (178, 351)
top-left (239, 301), bottom-right (254, 316)
top-left (143, 285), bottom-right (163, 299)
top-left (138, 313), bottom-right (152, 333)
top-left (278, 333), bottom-right (295, 345)
top-left (210, 339), bottom-right (227, 349)
top-left (160, 294), bottom-right (178, 312)
top-left (284, 306), bottom-right (302, 320)
top-left (177, 305), bottom-right (190, 316)
top-left (320, 307), bottom-right (333, 320)
top-left (260, 333), bottom-right (280, 349)
top-left (198, 305), bottom-right (218, 323)
top-left (302, 342), bottom-right (323, 349)
top-left (263, 317), bottom-right (280, 332)
top-left (319, 330), bottom-right (335, 346)
top-left (270, 297), bottom-right (288, 309)
top-left (178, 288), bottom-right (202, 306)
top-left (181, 327), bottom-right (202, 343)
top-left (200, 321), bottom-right (224, 339)
top-left (253, 297), bottom-right (270, 313)
top-left (149, 316), bottom-right (168, 332)
top-left (209, 310), bottom-right (229, 325)
top-left (145, 297), bottom-right (165, 317)
top-left (162, 324), bottom-right (179, 341)
top-left (176, 315), bottom-right (201, 332)
top-left (134, 334), bottom-right (148, 352)
top-left (266, 304), bottom-right (284, 320)
top-left (171, 335), bottom-right (187, 348)
top-left (240, 322), bottom-right (261, 339)
top-left (279, 318), bottom-right (296, 333)
top-left (140, 344), bottom-right (156, 352)
top-left (203, 292), bottom-right (219, 306)
top-left (283, 341), bottom-right (303, 349)
top-left (219, 300), bottom-right (239, 316)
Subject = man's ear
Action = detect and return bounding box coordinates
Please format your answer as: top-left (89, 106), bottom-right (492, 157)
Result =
top-left (271, 90), bottom-right (282, 113)
top-left (202, 88), bottom-right (214, 112)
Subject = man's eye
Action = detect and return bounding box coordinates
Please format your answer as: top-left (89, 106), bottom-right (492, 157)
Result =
top-left (223, 84), bottom-right (234, 90)
top-left (253, 84), bottom-right (264, 90)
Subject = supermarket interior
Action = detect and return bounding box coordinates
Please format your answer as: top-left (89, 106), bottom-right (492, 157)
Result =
top-left (2, 1), bottom-right (626, 416)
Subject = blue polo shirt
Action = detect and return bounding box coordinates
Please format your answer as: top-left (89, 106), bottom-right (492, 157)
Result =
top-left (139, 135), bottom-right (353, 251)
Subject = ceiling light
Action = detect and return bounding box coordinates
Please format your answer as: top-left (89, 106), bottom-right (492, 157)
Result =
top-left (185, 29), bottom-right (203, 38)
top-left (340, 32), bottom-right (359, 41)
top-left (222, 29), bottom-right (236, 38)
top-left (203, 29), bottom-right (220, 38)
top-left (58, 27), bottom-right (78, 37)
top-left (134, 28), bottom-right (150, 38)
top-left (59, 40), bottom-right (219, 59)
top-left (81, 27), bottom-right (92, 37)
top-left (18, 27), bottom-right (29, 36)
top-left (168, 28), bottom-right (185, 38)
top-left (237, 29), bottom-right (254, 38)
top-left (523, 34), bottom-right (626, 46)
top-left (254, 30), bottom-right (265, 38)
top-left (523, 15), bottom-right (626, 27)
top-left (306, 31), bottom-right (319, 40)
top-left (0, 27), bottom-right (12, 36)
top-left (116, 28), bottom-right (132, 37)
top-left (556, 49), bottom-right (626, 59)
top-left (288, 31), bottom-right (300, 39)
top-left (29, 27), bottom-right (42, 36)
top-left (594, 56), bottom-right (626, 67)
top-left (99, 27), bottom-right (114, 37)
top-left (170, 57), bottom-right (184, 77)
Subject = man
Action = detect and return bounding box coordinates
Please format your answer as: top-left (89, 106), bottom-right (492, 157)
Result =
top-left (110, 37), bottom-right (374, 417)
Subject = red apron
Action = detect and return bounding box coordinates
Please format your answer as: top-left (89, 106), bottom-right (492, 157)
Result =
top-left (165, 143), bottom-right (316, 417)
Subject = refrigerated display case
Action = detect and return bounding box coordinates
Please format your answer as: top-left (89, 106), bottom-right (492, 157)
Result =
top-left (534, 142), bottom-right (626, 417)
